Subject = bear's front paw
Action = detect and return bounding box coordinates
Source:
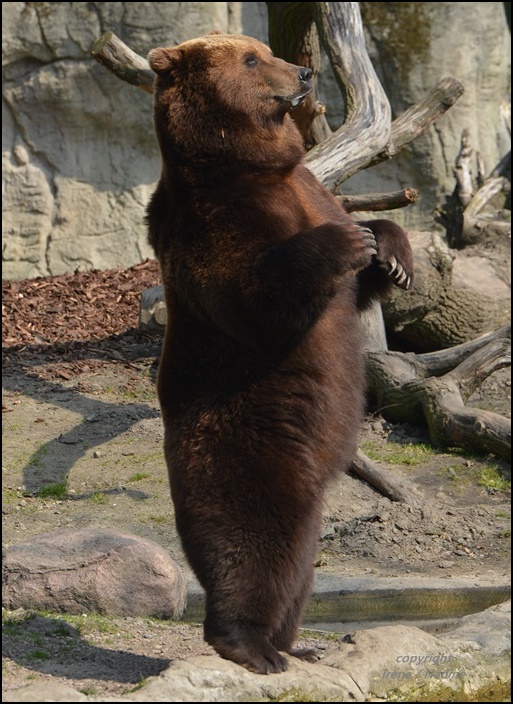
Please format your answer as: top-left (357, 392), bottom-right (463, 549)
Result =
top-left (344, 225), bottom-right (377, 273)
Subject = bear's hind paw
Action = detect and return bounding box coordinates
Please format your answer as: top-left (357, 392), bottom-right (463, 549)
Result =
top-left (207, 631), bottom-right (289, 674)
top-left (287, 646), bottom-right (320, 663)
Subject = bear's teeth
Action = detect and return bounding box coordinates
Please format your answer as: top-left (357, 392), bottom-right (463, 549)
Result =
top-left (291, 97), bottom-right (301, 107)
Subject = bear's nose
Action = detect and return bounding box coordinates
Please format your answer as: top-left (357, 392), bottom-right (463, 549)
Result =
top-left (299, 67), bottom-right (313, 83)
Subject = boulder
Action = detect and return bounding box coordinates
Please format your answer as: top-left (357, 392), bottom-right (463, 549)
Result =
top-left (2, 528), bottom-right (186, 618)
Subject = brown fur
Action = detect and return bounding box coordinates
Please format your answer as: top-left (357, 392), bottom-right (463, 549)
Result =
top-left (146, 33), bottom-right (413, 674)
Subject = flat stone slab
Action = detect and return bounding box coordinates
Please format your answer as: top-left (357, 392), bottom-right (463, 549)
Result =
top-left (2, 528), bottom-right (187, 619)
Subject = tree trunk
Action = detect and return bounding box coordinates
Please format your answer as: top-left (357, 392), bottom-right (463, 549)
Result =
top-left (266, 2), bottom-right (332, 148)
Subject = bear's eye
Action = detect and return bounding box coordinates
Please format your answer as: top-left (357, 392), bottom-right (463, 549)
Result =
top-left (244, 55), bottom-right (259, 67)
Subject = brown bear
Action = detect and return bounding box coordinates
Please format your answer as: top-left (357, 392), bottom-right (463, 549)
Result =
top-left (146, 33), bottom-right (413, 675)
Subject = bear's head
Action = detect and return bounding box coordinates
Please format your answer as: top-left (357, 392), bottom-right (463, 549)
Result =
top-left (147, 33), bottom-right (312, 173)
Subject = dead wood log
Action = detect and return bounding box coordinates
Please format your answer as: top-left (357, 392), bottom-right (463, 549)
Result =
top-left (337, 188), bottom-right (419, 213)
top-left (364, 77), bottom-right (465, 171)
top-left (365, 325), bottom-right (511, 460)
top-left (267, 2), bottom-right (332, 148)
top-left (438, 132), bottom-right (511, 248)
top-left (350, 449), bottom-right (422, 507)
top-left (91, 32), bottom-right (154, 94)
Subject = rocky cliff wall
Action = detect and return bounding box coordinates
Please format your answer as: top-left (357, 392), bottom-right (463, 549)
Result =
top-left (2, 2), bottom-right (510, 280)
top-left (2, 2), bottom-right (268, 279)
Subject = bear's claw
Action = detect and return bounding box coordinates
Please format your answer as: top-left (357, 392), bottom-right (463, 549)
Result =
top-left (379, 256), bottom-right (412, 290)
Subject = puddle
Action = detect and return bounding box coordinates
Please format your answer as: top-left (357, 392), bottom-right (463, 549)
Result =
top-left (302, 585), bottom-right (511, 635)
top-left (184, 584), bottom-right (511, 632)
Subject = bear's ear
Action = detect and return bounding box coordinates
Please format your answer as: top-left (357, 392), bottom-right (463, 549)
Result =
top-left (147, 47), bottom-right (182, 76)
top-left (207, 30), bottom-right (223, 35)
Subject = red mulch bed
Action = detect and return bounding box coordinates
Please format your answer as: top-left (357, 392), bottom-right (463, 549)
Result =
top-left (2, 259), bottom-right (163, 379)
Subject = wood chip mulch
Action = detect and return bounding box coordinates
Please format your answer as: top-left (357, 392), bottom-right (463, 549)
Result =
top-left (2, 259), bottom-right (163, 379)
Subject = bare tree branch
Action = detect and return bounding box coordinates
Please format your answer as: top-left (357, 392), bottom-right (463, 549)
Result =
top-left (416, 325), bottom-right (511, 376)
top-left (351, 450), bottom-right (422, 507)
top-left (337, 188), bottom-right (419, 213)
top-left (409, 375), bottom-right (511, 459)
top-left (306, 2), bottom-right (391, 188)
top-left (366, 77), bottom-right (465, 169)
top-left (91, 32), bottom-right (154, 93)
top-left (366, 328), bottom-right (511, 460)
top-left (444, 337), bottom-right (511, 402)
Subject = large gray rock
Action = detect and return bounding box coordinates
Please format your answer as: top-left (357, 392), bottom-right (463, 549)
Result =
top-left (91, 600), bottom-right (513, 702)
top-left (2, 528), bottom-right (187, 618)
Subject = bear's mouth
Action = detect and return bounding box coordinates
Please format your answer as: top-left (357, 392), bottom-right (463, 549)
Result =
top-left (275, 89), bottom-right (311, 110)
top-left (289, 92), bottom-right (310, 108)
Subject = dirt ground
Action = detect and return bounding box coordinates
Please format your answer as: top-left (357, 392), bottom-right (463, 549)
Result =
top-left (2, 263), bottom-right (511, 699)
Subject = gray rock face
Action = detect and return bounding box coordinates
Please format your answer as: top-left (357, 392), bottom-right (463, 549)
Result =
top-left (2, 528), bottom-right (187, 618)
top-left (2, 3), bottom-right (510, 279)
top-left (1, 2), bottom-right (267, 280)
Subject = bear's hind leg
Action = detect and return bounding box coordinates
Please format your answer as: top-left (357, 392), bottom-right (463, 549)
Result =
top-left (270, 566), bottom-right (319, 663)
top-left (204, 612), bottom-right (288, 674)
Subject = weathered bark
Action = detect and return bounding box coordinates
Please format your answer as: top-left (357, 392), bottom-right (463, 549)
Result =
top-left (364, 78), bottom-right (465, 171)
top-left (365, 325), bottom-right (511, 460)
top-left (380, 228), bottom-right (511, 351)
top-left (438, 132), bottom-right (511, 248)
top-left (91, 32), bottom-right (154, 94)
top-left (304, 2), bottom-right (391, 188)
top-left (337, 188), bottom-right (419, 213)
top-left (350, 449), bottom-right (421, 507)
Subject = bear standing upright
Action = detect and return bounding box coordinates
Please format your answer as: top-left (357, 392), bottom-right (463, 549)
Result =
top-left (146, 33), bottom-right (413, 674)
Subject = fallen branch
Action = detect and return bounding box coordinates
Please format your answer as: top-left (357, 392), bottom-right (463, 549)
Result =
top-left (337, 188), bottom-right (419, 213)
top-left (91, 32), bottom-right (154, 93)
top-left (366, 78), bottom-right (465, 170)
top-left (350, 449), bottom-right (422, 507)
top-left (366, 325), bottom-right (511, 460)
top-left (460, 176), bottom-right (511, 245)
top-left (416, 325), bottom-right (511, 376)
top-left (306, 2), bottom-right (392, 188)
